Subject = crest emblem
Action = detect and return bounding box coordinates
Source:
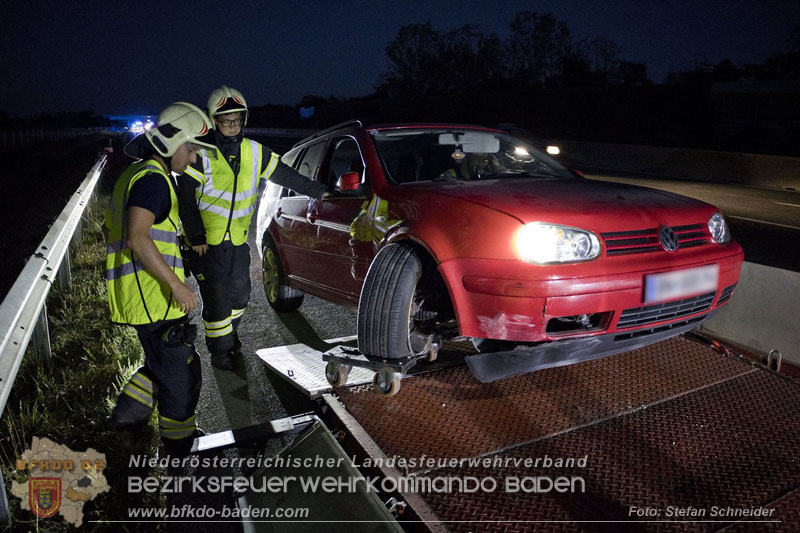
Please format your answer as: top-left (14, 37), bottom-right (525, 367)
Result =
top-left (30, 478), bottom-right (61, 518)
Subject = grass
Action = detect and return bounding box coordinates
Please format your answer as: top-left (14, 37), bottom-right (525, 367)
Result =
top-left (0, 199), bottom-right (167, 532)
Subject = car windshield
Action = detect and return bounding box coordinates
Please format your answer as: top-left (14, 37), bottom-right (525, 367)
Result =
top-left (371, 128), bottom-right (574, 184)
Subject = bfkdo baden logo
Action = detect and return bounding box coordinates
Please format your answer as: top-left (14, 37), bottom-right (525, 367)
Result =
top-left (29, 477), bottom-right (62, 518)
top-left (11, 437), bottom-right (110, 527)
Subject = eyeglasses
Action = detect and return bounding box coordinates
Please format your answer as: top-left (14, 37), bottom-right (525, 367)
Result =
top-left (217, 117), bottom-right (244, 127)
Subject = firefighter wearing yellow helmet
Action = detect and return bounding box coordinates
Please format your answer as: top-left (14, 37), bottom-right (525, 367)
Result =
top-left (105, 102), bottom-right (215, 456)
top-left (178, 86), bottom-right (325, 370)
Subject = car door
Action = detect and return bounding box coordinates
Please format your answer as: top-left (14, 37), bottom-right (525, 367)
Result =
top-left (272, 140), bottom-right (327, 283)
top-left (304, 136), bottom-right (373, 302)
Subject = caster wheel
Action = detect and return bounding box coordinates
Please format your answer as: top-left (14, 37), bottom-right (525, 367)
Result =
top-left (373, 369), bottom-right (402, 397)
top-left (325, 360), bottom-right (349, 387)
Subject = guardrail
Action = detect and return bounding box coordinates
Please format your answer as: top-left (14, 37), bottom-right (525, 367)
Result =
top-left (0, 155), bottom-right (108, 523)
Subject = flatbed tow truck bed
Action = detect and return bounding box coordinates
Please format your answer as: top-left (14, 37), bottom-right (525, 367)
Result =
top-left (311, 334), bottom-right (800, 532)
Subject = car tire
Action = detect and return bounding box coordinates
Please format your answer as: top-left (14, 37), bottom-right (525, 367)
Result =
top-left (262, 235), bottom-right (304, 312)
top-left (358, 242), bottom-right (430, 359)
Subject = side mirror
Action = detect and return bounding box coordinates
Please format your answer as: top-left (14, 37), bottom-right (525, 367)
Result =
top-left (336, 171), bottom-right (361, 192)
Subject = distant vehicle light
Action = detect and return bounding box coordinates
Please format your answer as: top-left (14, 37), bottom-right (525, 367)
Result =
top-left (514, 146), bottom-right (530, 156)
top-left (546, 145), bottom-right (561, 155)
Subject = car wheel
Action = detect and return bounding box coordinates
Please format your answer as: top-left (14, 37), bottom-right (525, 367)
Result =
top-left (358, 242), bottom-right (435, 359)
top-left (262, 235), bottom-right (304, 312)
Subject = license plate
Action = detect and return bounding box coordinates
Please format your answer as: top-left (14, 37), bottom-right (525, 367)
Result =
top-left (644, 264), bottom-right (719, 304)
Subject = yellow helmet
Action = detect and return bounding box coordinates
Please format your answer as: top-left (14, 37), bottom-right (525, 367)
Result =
top-left (207, 85), bottom-right (248, 125)
top-left (145, 102), bottom-right (215, 157)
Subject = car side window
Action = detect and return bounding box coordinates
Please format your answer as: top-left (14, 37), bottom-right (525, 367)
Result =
top-left (325, 137), bottom-right (365, 191)
top-left (296, 141), bottom-right (326, 180)
top-left (281, 147), bottom-right (301, 168)
top-left (282, 141), bottom-right (325, 198)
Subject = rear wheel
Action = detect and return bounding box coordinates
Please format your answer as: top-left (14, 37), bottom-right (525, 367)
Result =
top-left (358, 242), bottom-right (440, 359)
top-left (262, 235), bottom-right (304, 312)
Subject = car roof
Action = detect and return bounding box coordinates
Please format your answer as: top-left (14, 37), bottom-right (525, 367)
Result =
top-left (293, 119), bottom-right (506, 147)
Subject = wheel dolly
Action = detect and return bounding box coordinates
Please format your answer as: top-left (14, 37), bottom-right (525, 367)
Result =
top-left (321, 342), bottom-right (439, 397)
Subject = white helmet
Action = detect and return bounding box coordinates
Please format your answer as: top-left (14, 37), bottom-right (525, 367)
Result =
top-left (145, 102), bottom-right (215, 157)
top-left (207, 85), bottom-right (248, 126)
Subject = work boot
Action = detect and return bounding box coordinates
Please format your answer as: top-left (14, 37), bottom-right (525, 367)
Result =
top-left (107, 392), bottom-right (153, 429)
top-left (231, 334), bottom-right (243, 357)
top-left (161, 428), bottom-right (206, 458)
top-left (210, 351), bottom-right (234, 371)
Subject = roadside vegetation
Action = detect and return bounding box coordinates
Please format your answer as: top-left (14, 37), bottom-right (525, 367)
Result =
top-left (0, 203), bottom-right (165, 532)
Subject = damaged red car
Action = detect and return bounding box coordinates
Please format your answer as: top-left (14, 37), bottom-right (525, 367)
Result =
top-left (256, 121), bottom-right (744, 382)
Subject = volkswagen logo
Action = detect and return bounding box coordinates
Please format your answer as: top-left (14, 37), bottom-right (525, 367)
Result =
top-left (658, 226), bottom-right (679, 252)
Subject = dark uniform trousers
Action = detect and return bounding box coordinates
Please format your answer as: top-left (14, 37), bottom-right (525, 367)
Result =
top-left (113, 317), bottom-right (202, 442)
top-left (135, 318), bottom-right (201, 427)
top-left (191, 240), bottom-right (251, 355)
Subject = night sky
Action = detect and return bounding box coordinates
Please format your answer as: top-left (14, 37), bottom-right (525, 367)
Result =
top-left (2, 0), bottom-right (798, 116)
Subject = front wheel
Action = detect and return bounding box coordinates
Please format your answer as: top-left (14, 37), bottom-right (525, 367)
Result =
top-left (357, 242), bottom-right (436, 359)
top-left (262, 236), bottom-right (304, 312)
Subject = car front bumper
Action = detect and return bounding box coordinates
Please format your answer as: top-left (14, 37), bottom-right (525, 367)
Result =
top-left (438, 244), bottom-right (744, 343)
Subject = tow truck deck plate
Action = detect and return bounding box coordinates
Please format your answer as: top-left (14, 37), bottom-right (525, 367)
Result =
top-left (330, 335), bottom-right (800, 530)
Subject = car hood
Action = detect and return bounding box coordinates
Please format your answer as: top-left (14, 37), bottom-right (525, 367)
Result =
top-left (417, 178), bottom-right (715, 230)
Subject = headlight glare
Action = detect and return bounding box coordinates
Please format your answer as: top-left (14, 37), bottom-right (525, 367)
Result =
top-left (707, 212), bottom-right (730, 244)
top-left (516, 223), bottom-right (601, 264)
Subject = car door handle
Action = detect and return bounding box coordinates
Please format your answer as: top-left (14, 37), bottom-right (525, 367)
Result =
top-left (276, 207), bottom-right (282, 219)
top-left (307, 209), bottom-right (318, 223)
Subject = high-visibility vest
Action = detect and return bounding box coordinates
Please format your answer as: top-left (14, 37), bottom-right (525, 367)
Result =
top-left (185, 139), bottom-right (279, 246)
top-left (104, 160), bottom-right (185, 325)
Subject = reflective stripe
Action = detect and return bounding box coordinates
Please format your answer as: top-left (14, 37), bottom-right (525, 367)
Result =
top-left (123, 385), bottom-right (153, 408)
top-left (249, 139), bottom-right (260, 191)
top-left (203, 317), bottom-right (231, 330)
top-left (184, 165), bottom-right (204, 183)
top-left (106, 229), bottom-right (177, 255)
top-left (106, 254), bottom-right (184, 280)
top-left (159, 413), bottom-right (196, 428)
top-left (197, 200), bottom-right (256, 219)
top-left (231, 308), bottom-right (245, 319)
top-left (205, 323), bottom-right (233, 338)
top-left (161, 427), bottom-right (195, 439)
top-left (263, 152), bottom-right (279, 179)
top-left (130, 372), bottom-right (153, 394)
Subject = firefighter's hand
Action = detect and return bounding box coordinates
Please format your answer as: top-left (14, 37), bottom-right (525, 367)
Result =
top-left (173, 283), bottom-right (198, 314)
top-left (192, 244), bottom-right (208, 256)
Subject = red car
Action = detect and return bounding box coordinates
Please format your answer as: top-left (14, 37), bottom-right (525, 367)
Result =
top-left (256, 121), bottom-right (743, 382)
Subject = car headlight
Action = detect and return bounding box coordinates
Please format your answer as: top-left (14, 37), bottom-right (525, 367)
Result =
top-left (707, 212), bottom-right (730, 244)
top-left (516, 223), bottom-right (601, 264)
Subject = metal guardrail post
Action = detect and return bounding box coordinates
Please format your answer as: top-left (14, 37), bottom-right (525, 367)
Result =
top-left (57, 251), bottom-right (72, 290)
top-left (32, 304), bottom-right (52, 363)
top-left (0, 468), bottom-right (9, 525)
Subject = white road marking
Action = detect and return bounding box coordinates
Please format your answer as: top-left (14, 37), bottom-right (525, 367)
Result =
top-left (729, 215), bottom-right (800, 231)
top-left (774, 202), bottom-right (800, 208)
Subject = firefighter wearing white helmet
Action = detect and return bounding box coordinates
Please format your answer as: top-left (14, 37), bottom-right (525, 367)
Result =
top-left (179, 86), bottom-right (326, 370)
top-left (105, 102), bottom-right (214, 456)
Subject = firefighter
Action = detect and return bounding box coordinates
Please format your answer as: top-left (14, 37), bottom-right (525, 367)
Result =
top-left (105, 102), bottom-right (215, 456)
top-left (179, 85), bottom-right (325, 370)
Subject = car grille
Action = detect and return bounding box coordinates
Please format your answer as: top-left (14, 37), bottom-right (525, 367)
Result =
top-left (617, 291), bottom-right (716, 329)
top-left (601, 224), bottom-right (710, 256)
top-left (717, 283), bottom-right (736, 305)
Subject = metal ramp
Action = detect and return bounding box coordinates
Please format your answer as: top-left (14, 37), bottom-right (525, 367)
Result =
top-left (256, 337), bottom-right (476, 398)
top-left (255, 336), bottom-right (375, 398)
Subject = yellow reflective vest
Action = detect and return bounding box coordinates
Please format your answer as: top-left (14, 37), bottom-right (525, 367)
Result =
top-left (104, 160), bottom-right (185, 325)
top-left (184, 139), bottom-right (279, 246)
